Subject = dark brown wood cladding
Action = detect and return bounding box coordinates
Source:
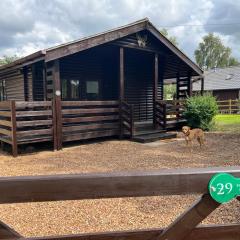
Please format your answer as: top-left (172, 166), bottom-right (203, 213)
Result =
top-left (59, 45), bottom-right (119, 101)
top-left (124, 48), bottom-right (163, 122)
top-left (113, 30), bottom-right (198, 80)
top-left (4, 70), bottom-right (25, 101)
top-left (213, 89), bottom-right (239, 101)
top-left (0, 66), bottom-right (33, 102)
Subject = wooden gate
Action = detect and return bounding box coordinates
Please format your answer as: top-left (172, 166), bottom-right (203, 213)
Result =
top-left (0, 166), bottom-right (239, 240)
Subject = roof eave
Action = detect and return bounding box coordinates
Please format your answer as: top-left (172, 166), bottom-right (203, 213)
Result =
top-left (0, 50), bottom-right (46, 72)
top-left (146, 22), bottom-right (203, 76)
top-left (45, 19), bottom-right (149, 62)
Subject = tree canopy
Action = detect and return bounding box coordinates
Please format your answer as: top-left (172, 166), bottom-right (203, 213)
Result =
top-left (160, 28), bottom-right (178, 46)
top-left (194, 33), bottom-right (239, 70)
top-left (0, 55), bottom-right (18, 66)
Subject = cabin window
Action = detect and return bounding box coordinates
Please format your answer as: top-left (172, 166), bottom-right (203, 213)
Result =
top-left (0, 80), bottom-right (6, 101)
top-left (61, 79), bottom-right (68, 99)
top-left (86, 80), bottom-right (99, 100)
top-left (70, 80), bottom-right (80, 99)
top-left (61, 79), bottom-right (81, 100)
top-left (61, 79), bottom-right (99, 100)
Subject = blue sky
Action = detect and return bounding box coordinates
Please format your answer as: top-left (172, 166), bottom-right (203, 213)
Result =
top-left (0, 0), bottom-right (239, 61)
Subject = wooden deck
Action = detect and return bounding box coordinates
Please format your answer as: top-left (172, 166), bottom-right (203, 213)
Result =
top-left (0, 100), bottom-right (186, 156)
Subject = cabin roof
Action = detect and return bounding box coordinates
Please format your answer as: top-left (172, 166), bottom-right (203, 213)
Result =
top-left (0, 18), bottom-right (203, 76)
top-left (193, 65), bottom-right (240, 91)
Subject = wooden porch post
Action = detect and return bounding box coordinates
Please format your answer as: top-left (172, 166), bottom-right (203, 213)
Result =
top-left (119, 47), bottom-right (125, 139)
top-left (23, 67), bottom-right (29, 101)
top-left (201, 76), bottom-right (204, 96)
top-left (52, 59), bottom-right (62, 150)
top-left (10, 101), bottom-right (17, 157)
top-left (176, 72), bottom-right (180, 99)
top-left (153, 53), bottom-right (158, 128)
top-left (119, 47), bottom-right (125, 102)
top-left (188, 71), bottom-right (192, 97)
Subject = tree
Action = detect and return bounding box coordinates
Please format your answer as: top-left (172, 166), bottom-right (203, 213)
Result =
top-left (160, 28), bottom-right (178, 46)
top-left (194, 33), bottom-right (239, 70)
top-left (0, 55), bottom-right (18, 66)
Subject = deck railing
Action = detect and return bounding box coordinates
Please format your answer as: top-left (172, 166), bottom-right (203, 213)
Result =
top-left (0, 101), bottom-right (53, 156)
top-left (120, 101), bottom-right (135, 138)
top-left (0, 100), bottom-right (120, 156)
top-left (0, 166), bottom-right (239, 240)
top-left (0, 101), bottom-right (16, 155)
top-left (155, 100), bottom-right (186, 129)
top-left (15, 101), bottom-right (54, 144)
top-left (61, 101), bottom-right (120, 144)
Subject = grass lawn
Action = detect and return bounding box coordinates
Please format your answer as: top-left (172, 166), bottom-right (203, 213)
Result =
top-left (214, 114), bottom-right (240, 132)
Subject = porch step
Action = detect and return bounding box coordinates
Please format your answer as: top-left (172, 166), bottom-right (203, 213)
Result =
top-left (132, 132), bottom-right (177, 143)
top-left (133, 128), bottom-right (166, 137)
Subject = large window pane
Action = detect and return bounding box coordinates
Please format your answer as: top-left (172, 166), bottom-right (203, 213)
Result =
top-left (70, 80), bottom-right (80, 99)
top-left (61, 79), bottom-right (68, 100)
top-left (86, 81), bottom-right (99, 100)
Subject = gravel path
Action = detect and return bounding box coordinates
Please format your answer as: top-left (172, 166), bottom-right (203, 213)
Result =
top-left (0, 132), bottom-right (239, 237)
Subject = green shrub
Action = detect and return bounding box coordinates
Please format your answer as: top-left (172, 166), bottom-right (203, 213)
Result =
top-left (183, 94), bottom-right (218, 130)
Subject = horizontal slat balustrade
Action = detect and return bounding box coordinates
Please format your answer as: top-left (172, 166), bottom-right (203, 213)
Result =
top-left (0, 101), bottom-right (14, 146)
top-left (155, 100), bottom-right (187, 129)
top-left (15, 101), bottom-right (53, 145)
top-left (62, 101), bottom-right (120, 142)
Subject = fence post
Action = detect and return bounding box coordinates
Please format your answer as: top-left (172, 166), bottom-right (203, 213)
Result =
top-left (52, 60), bottom-right (63, 150)
top-left (229, 99), bottom-right (232, 114)
top-left (10, 101), bottom-right (17, 157)
top-left (52, 100), bottom-right (57, 151)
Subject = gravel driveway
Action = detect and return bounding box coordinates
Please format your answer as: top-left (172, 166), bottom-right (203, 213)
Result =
top-left (0, 132), bottom-right (239, 237)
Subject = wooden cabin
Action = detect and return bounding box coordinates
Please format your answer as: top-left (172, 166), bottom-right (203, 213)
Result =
top-left (0, 18), bottom-right (204, 156)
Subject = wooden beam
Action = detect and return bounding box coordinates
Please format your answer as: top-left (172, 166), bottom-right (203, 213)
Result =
top-left (188, 71), bottom-right (192, 97)
top-left (21, 224), bottom-right (240, 240)
top-left (119, 47), bottom-right (125, 139)
top-left (23, 67), bottom-right (29, 101)
top-left (0, 51), bottom-right (45, 72)
top-left (147, 23), bottom-right (203, 76)
top-left (52, 60), bottom-right (62, 150)
top-left (45, 21), bottom-right (147, 62)
top-left (176, 72), bottom-right (180, 99)
top-left (153, 53), bottom-right (158, 128)
top-left (10, 101), bottom-right (17, 157)
top-left (157, 194), bottom-right (220, 240)
top-left (201, 77), bottom-right (204, 96)
top-left (0, 167), bottom-right (239, 204)
top-left (0, 220), bottom-right (22, 239)
top-left (119, 47), bottom-right (125, 101)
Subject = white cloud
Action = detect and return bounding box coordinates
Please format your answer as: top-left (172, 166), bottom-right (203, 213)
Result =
top-left (0, 0), bottom-right (239, 60)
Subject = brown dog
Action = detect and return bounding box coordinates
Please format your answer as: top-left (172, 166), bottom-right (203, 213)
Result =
top-left (182, 126), bottom-right (205, 150)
